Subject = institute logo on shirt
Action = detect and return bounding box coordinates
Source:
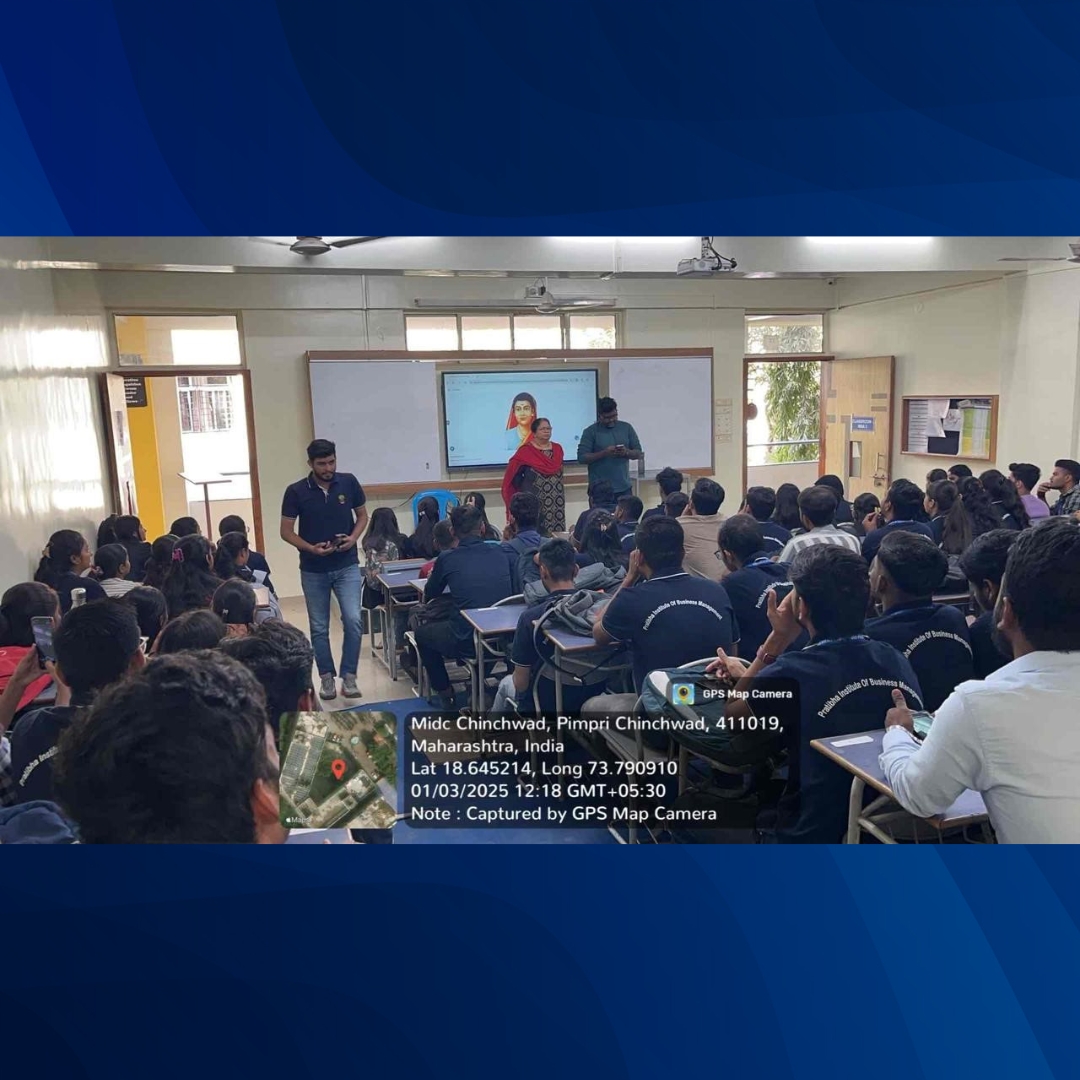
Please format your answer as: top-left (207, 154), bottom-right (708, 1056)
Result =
top-left (338, 493), bottom-right (346, 503)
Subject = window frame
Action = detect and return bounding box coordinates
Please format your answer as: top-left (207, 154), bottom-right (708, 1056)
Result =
top-left (405, 311), bottom-right (620, 350)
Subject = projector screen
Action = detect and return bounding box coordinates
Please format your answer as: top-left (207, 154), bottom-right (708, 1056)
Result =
top-left (443, 368), bottom-right (599, 468)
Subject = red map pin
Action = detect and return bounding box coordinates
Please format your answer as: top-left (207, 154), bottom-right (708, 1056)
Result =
top-left (330, 758), bottom-right (347, 781)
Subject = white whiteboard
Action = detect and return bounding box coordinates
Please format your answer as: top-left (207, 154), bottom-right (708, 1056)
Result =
top-left (609, 356), bottom-right (713, 471)
top-left (309, 360), bottom-right (441, 484)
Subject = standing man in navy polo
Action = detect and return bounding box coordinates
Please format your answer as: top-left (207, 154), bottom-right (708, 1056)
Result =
top-left (280, 439), bottom-right (368, 701)
top-left (577, 397), bottom-right (644, 502)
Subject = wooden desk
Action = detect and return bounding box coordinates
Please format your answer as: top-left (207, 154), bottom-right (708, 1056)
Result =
top-left (811, 729), bottom-right (990, 843)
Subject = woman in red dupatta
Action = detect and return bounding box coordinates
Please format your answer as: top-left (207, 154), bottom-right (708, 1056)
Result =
top-left (501, 417), bottom-right (566, 533)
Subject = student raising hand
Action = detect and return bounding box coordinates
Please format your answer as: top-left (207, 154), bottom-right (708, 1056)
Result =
top-left (765, 588), bottom-right (802, 647)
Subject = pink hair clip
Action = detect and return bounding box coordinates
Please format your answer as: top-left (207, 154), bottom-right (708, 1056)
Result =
top-left (171, 548), bottom-right (185, 563)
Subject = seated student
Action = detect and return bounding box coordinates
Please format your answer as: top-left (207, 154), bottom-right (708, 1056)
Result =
top-left (96, 514), bottom-right (119, 548)
top-left (586, 516), bottom-right (739, 716)
top-left (861, 479), bottom-right (934, 563)
top-left (463, 492), bottom-right (502, 541)
top-left (923, 479), bottom-right (955, 546)
top-left (738, 486), bottom-right (791, 555)
top-left (816, 474), bottom-right (854, 525)
top-left (926, 467), bottom-right (948, 485)
top-left (169, 516), bottom-right (201, 538)
top-left (947, 463), bottom-right (973, 484)
top-left (113, 515), bottom-right (152, 582)
top-left (571, 480), bottom-right (617, 547)
top-left (576, 512), bottom-right (628, 572)
top-left (141, 534), bottom-right (178, 590)
top-left (771, 483), bottom-right (803, 533)
top-left (212, 579), bottom-right (259, 638)
top-left (778, 486), bottom-right (862, 563)
top-left (359, 507), bottom-right (408, 617)
top-left (844, 492), bottom-right (881, 539)
top-left (717, 516), bottom-right (798, 661)
top-left (959, 529), bottom-right (1019, 679)
top-left (880, 517), bottom-right (1080, 843)
top-left (9, 600), bottom-right (145, 804)
top-left (221, 619), bottom-right (316, 746)
top-left (1009, 462), bottom-right (1050, 521)
top-left (0, 583), bottom-right (58, 716)
top-left (405, 496), bottom-right (441, 559)
top-left (161, 535), bottom-right (220, 619)
top-left (615, 495), bottom-right (643, 551)
top-left (92, 543), bottom-right (138, 598)
top-left (643, 467), bottom-right (683, 520)
top-left (709, 545), bottom-right (923, 843)
top-left (679, 478), bottom-right (728, 581)
top-left (54, 651), bottom-right (286, 844)
top-left (416, 504), bottom-right (514, 709)
top-left (219, 514), bottom-right (275, 592)
top-left (664, 491), bottom-right (689, 519)
top-left (980, 469), bottom-right (1029, 531)
top-left (419, 520), bottom-right (456, 579)
top-left (34, 530), bottom-right (106, 612)
top-left (155, 609), bottom-right (228, 654)
top-left (865, 532), bottom-right (974, 712)
top-left (500, 491), bottom-right (544, 593)
top-left (120, 586), bottom-right (168, 653)
top-left (1037, 458), bottom-right (1080, 517)
top-left (492, 540), bottom-right (593, 714)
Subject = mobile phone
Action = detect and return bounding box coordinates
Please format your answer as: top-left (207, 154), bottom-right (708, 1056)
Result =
top-left (31, 616), bottom-right (56, 664)
top-left (334, 534), bottom-right (349, 549)
top-left (910, 710), bottom-right (934, 739)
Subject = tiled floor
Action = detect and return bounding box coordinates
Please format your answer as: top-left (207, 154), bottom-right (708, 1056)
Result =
top-left (279, 595), bottom-right (407, 706)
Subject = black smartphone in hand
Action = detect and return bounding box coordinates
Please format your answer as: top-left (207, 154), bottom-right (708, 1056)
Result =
top-left (31, 616), bottom-right (56, 665)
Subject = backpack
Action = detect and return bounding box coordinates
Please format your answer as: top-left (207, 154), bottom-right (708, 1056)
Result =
top-left (531, 589), bottom-right (627, 683)
top-left (505, 536), bottom-right (541, 594)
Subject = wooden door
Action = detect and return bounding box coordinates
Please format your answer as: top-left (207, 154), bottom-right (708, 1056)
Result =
top-left (819, 356), bottom-right (894, 495)
top-left (99, 372), bottom-right (139, 516)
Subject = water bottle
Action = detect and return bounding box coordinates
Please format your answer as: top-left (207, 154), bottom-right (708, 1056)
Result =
top-left (71, 588), bottom-right (87, 608)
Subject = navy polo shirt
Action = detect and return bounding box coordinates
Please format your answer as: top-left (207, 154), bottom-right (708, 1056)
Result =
top-left (721, 552), bottom-right (797, 660)
top-left (969, 610), bottom-right (1009, 679)
top-left (861, 519), bottom-right (935, 564)
top-left (756, 520), bottom-right (792, 555)
top-left (281, 472), bottom-right (366, 573)
top-left (768, 637), bottom-right (923, 843)
top-left (424, 535), bottom-right (514, 615)
top-left (864, 600), bottom-right (973, 712)
top-left (599, 571), bottom-right (739, 691)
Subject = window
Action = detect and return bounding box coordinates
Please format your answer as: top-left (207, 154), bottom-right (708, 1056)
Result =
top-left (405, 312), bottom-right (619, 350)
top-left (568, 313), bottom-right (617, 349)
top-left (177, 376), bottom-right (234, 433)
top-left (113, 315), bottom-right (243, 366)
top-left (745, 313), bottom-right (824, 355)
top-left (461, 315), bottom-right (512, 350)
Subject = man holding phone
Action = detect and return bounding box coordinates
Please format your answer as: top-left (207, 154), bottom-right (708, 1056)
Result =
top-left (281, 439), bottom-right (368, 701)
top-left (578, 397), bottom-right (644, 502)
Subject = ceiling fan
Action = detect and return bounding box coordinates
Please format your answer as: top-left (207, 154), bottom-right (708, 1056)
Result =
top-left (414, 278), bottom-right (616, 312)
top-left (999, 241), bottom-right (1080, 264)
top-left (250, 236), bottom-right (388, 256)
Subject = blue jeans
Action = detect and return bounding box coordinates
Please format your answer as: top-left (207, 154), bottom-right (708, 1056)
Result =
top-left (300, 563), bottom-right (363, 677)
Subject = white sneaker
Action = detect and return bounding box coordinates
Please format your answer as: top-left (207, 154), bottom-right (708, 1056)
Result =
top-left (319, 675), bottom-right (338, 700)
top-left (342, 674), bottom-right (362, 699)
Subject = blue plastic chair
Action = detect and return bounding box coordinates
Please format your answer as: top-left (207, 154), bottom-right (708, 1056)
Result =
top-left (411, 489), bottom-right (459, 526)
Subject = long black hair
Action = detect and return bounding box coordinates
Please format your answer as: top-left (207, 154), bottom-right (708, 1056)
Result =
top-left (96, 515), bottom-right (119, 548)
top-left (120, 586), bottom-right (168, 650)
top-left (161, 535), bottom-right (220, 619)
top-left (464, 492), bottom-right (499, 541)
top-left (581, 512), bottom-right (628, 571)
top-left (980, 468), bottom-right (1030, 529)
top-left (214, 531), bottom-right (251, 581)
top-left (212, 579), bottom-right (257, 627)
top-left (362, 508), bottom-right (407, 555)
top-left (142, 535), bottom-right (178, 589)
top-left (93, 543), bottom-right (130, 580)
top-left (114, 515), bottom-right (143, 542)
top-left (772, 484), bottom-right (802, 531)
top-left (35, 530), bottom-right (87, 587)
top-left (0, 582), bottom-right (58, 646)
top-left (407, 496), bottom-right (441, 559)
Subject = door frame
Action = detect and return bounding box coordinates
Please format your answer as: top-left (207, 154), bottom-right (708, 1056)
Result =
top-left (99, 366), bottom-right (264, 553)
top-left (742, 353), bottom-right (834, 499)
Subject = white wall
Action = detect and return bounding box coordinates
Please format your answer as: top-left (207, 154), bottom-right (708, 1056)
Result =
top-left (0, 241), bottom-right (111, 589)
top-left (829, 278), bottom-right (1011, 485)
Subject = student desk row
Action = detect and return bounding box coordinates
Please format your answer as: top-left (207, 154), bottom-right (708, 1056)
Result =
top-left (373, 559), bottom-right (427, 680)
top-left (811, 729), bottom-right (991, 843)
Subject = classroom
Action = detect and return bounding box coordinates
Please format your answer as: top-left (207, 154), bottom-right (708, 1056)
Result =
top-left (2, 234), bottom-right (1078, 845)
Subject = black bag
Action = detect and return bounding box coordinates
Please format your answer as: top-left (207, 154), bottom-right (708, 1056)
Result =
top-left (407, 594), bottom-right (459, 631)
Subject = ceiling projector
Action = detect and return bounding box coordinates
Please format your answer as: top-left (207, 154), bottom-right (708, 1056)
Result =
top-left (677, 238), bottom-right (738, 276)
